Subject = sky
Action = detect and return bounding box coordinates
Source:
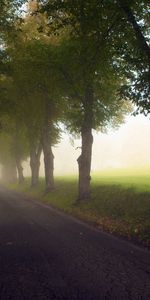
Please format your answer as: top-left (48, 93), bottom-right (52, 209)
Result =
top-left (23, 114), bottom-right (150, 176)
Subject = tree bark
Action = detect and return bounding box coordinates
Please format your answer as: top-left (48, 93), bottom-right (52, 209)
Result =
top-left (117, 0), bottom-right (150, 61)
top-left (77, 86), bottom-right (93, 201)
top-left (42, 98), bottom-right (55, 193)
top-left (42, 136), bottom-right (54, 192)
top-left (77, 127), bottom-right (93, 201)
top-left (30, 143), bottom-right (42, 187)
top-left (16, 158), bottom-right (24, 184)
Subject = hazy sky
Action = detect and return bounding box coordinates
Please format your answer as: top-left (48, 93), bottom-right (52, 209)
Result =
top-left (23, 114), bottom-right (150, 176)
top-left (92, 114), bottom-right (150, 171)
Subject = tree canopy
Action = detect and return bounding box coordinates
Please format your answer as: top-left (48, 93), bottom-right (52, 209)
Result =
top-left (0, 0), bottom-right (149, 200)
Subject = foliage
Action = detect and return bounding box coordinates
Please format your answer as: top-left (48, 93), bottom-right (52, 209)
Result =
top-left (41, 0), bottom-right (132, 136)
top-left (7, 10), bottom-right (65, 146)
top-left (114, 0), bottom-right (150, 115)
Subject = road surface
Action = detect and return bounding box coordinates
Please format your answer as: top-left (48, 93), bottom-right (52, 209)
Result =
top-left (0, 187), bottom-right (149, 300)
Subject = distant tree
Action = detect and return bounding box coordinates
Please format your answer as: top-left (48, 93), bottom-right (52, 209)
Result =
top-left (0, 0), bottom-right (29, 178)
top-left (0, 48), bottom-right (29, 184)
top-left (0, 115), bottom-right (28, 185)
top-left (6, 6), bottom-right (64, 190)
top-left (0, 132), bottom-right (17, 184)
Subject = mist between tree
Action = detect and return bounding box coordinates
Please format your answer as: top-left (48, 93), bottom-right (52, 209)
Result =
top-left (1, 115), bottom-right (150, 178)
top-left (0, 0), bottom-right (149, 201)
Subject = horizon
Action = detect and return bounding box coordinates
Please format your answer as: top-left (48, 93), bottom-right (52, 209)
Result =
top-left (19, 114), bottom-right (150, 177)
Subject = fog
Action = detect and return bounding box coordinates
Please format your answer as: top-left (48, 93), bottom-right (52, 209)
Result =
top-left (23, 114), bottom-right (150, 177)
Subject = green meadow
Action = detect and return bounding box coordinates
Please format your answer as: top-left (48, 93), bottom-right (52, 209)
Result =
top-left (9, 168), bottom-right (150, 246)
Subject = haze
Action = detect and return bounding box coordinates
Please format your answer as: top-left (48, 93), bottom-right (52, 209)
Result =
top-left (22, 114), bottom-right (150, 177)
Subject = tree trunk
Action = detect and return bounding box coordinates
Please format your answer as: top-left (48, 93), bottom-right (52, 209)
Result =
top-left (77, 127), bottom-right (93, 201)
top-left (30, 143), bottom-right (42, 187)
top-left (42, 99), bottom-right (55, 193)
top-left (42, 137), bottom-right (54, 192)
top-left (16, 159), bottom-right (24, 184)
top-left (77, 86), bottom-right (93, 201)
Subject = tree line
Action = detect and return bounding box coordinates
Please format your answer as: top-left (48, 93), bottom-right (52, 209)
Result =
top-left (0, 0), bottom-right (149, 201)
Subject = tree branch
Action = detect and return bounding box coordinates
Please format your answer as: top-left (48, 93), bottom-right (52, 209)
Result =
top-left (117, 0), bottom-right (150, 61)
top-left (59, 66), bottom-right (82, 101)
top-left (89, 12), bottom-right (120, 67)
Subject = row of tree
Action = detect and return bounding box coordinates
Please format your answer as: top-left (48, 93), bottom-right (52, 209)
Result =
top-left (0, 0), bottom-right (149, 201)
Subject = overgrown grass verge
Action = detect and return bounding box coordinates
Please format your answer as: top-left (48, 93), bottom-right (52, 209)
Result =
top-left (9, 174), bottom-right (150, 247)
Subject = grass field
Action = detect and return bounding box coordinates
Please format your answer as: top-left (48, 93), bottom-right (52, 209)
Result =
top-left (9, 169), bottom-right (150, 246)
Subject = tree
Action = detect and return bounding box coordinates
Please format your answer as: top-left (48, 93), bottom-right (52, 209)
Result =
top-left (0, 75), bottom-right (30, 184)
top-left (7, 43), bottom-right (43, 187)
top-left (41, 0), bottom-right (132, 200)
top-left (0, 0), bottom-right (31, 184)
top-left (0, 115), bottom-right (28, 184)
top-left (6, 6), bottom-right (63, 190)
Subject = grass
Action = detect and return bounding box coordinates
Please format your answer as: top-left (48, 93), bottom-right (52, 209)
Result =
top-left (9, 170), bottom-right (150, 247)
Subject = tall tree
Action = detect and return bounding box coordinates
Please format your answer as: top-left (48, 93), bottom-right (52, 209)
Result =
top-left (41, 0), bottom-right (132, 200)
top-left (0, 116), bottom-right (28, 184)
top-left (6, 8), bottom-right (63, 190)
top-left (0, 129), bottom-right (17, 184)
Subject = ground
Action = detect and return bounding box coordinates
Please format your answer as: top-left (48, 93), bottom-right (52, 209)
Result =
top-left (0, 186), bottom-right (150, 299)
top-left (9, 171), bottom-right (150, 246)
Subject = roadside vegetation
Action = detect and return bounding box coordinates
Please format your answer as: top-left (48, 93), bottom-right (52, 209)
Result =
top-left (9, 170), bottom-right (150, 247)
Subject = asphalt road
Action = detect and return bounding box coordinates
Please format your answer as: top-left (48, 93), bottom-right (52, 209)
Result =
top-left (0, 187), bottom-right (149, 300)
